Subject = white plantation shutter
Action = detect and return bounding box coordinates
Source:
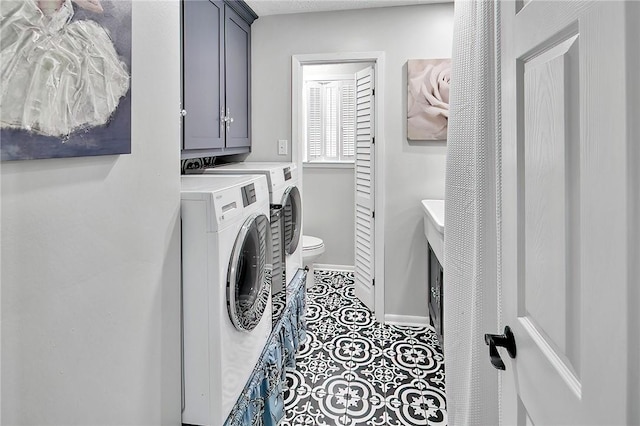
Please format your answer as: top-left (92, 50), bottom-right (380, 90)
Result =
top-left (341, 83), bottom-right (356, 159)
top-left (304, 79), bottom-right (356, 162)
top-left (324, 84), bottom-right (339, 158)
top-left (306, 84), bottom-right (322, 159)
top-left (354, 66), bottom-right (375, 310)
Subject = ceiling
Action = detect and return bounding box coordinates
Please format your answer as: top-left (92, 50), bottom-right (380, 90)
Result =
top-left (244, 0), bottom-right (449, 17)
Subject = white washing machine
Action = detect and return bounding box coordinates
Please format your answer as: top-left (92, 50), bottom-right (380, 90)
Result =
top-left (181, 174), bottom-right (272, 426)
top-left (196, 162), bottom-right (303, 288)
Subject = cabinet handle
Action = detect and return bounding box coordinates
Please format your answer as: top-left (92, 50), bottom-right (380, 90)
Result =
top-left (220, 108), bottom-right (226, 129)
top-left (180, 109), bottom-right (187, 117)
top-left (226, 108), bottom-right (233, 131)
top-left (430, 286), bottom-right (440, 304)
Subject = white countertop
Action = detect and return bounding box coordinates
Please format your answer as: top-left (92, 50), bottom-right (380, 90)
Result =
top-left (421, 199), bottom-right (444, 234)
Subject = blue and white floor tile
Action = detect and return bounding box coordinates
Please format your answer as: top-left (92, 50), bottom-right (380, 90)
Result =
top-left (281, 269), bottom-right (447, 425)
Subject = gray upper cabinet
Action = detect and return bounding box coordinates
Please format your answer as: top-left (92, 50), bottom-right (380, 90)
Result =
top-left (224, 5), bottom-right (251, 148)
top-left (183, 0), bottom-right (224, 152)
top-left (182, 0), bottom-right (256, 159)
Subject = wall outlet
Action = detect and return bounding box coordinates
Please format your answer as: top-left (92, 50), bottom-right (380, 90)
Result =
top-left (278, 139), bottom-right (288, 155)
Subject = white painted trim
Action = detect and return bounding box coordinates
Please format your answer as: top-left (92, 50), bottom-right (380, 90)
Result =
top-left (385, 314), bottom-right (431, 327)
top-left (304, 74), bottom-right (354, 82)
top-left (303, 162), bottom-right (354, 169)
top-left (293, 51), bottom-right (384, 64)
top-left (313, 264), bottom-right (355, 272)
top-left (292, 51), bottom-right (386, 324)
top-left (373, 54), bottom-right (386, 326)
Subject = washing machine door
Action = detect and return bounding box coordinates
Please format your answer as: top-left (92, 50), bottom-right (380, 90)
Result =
top-left (227, 213), bottom-right (271, 332)
top-left (281, 185), bottom-right (301, 255)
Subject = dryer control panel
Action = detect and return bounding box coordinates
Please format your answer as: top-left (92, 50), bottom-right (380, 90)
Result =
top-left (180, 175), bottom-right (269, 232)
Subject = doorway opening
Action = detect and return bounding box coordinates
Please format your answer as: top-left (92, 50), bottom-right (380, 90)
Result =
top-left (292, 52), bottom-right (385, 323)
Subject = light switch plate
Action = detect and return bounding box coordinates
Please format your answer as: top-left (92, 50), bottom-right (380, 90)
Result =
top-left (278, 139), bottom-right (288, 155)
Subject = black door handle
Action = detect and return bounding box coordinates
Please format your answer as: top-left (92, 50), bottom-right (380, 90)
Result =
top-left (484, 326), bottom-right (517, 370)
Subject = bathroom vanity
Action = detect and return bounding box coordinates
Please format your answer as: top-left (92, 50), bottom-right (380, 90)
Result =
top-left (421, 200), bottom-right (444, 345)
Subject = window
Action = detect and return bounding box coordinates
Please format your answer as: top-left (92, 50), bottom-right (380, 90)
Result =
top-left (304, 79), bottom-right (355, 163)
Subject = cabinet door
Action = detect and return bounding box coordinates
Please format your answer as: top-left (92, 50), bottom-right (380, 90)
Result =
top-left (224, 5), bottom-right (251, 148)
top-left (183, 0), bottom-right (225, 150)
top-left (428, 245), bottom-right (443, 343)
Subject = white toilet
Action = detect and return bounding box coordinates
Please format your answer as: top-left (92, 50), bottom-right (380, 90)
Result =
top-left (302, 235), bottom-right (325, 288)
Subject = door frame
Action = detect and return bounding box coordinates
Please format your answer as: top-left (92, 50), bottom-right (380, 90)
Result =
top-left (292, 52), bottom-right (386, 323)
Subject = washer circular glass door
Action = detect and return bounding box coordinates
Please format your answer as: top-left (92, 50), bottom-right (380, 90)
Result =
top-left (281, 186), bottom-right (301, 255)
top-left (227, 213), bottom-right (270, 332)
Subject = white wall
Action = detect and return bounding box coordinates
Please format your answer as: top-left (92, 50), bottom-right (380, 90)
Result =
top-left (250, 4), bottom-right (454, 317)
top-left (303, 166), bottom-right (355, 267)
top-left (628, 3), bottom-right (640, 423)
top-left (1, 2), bottom-right (182, 424)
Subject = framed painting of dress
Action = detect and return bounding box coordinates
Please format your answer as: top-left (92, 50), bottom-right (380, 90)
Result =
top-left (0, 0), bottom-right (131, 161)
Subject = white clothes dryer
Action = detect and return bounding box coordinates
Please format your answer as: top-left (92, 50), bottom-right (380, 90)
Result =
top-left (196, 162), bottom-right (303, 288)
top-left (181, 174), bottom-right (272, 426)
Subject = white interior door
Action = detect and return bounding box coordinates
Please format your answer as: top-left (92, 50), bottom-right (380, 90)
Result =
top-left (354, 66), bottom-right (375, 311)
top-left (500, 1), bottom-right (635, 424)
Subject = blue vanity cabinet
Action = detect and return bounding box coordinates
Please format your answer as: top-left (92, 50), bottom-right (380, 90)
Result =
top-left (428, 244), bottom-right (444, 346)
top-left (181, 0), bottom-right (256, 159)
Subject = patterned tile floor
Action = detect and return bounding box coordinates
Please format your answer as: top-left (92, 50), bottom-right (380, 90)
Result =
top-left (281, 270), bottom-right (447, 426)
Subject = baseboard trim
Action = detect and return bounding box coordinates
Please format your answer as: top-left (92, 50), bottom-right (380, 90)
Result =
top-left (384, 314), bottom-right (431, 327)
top-left (313, 264), bottom-right (355, 272)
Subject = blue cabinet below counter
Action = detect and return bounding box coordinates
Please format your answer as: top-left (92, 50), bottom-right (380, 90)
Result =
top-left (421, 199), bottom-right (445, 346)
top-left (428, 244), bottom-right (444, 346)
